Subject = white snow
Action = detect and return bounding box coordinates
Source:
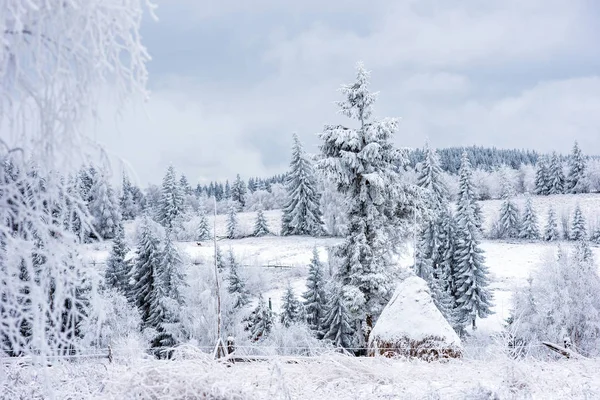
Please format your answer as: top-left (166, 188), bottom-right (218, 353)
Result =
top-left (369, 276), bottom-right (461, 347)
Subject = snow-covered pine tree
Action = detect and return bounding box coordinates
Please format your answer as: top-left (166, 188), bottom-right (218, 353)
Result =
top-left (431, 206), bottom-right (459, 327)
top-left (575, 239), bottom-right (594, 265)
top-left (519, 197), bottom-right (540, 240)
top-left (414, 140), bottom-right (449, 281)
top-left (195, 205), bottom-right (211, 241)
top-left (317, 63), bottom-right (414, 345)
top-left (161, 229), bottom-right (187, 305)
top-left (131, 217), bottom-right (166, 332)
top-left (226, 205), bottom-right (239, 239)
top-left (89, 171), bottom-right (121, 239)
top-left (566, 141), bottom-right (588, 194)
top-left (248, 294), bottom-right (273, 341)
top-left (157, 165), bottom-right (184, 229)
top-left (179, 174), bottom-right (192, 196)
top-left (227, 250), bottom-right (249, 309)
top-left (497, 198), bottom-right (521, 239)
top-left (120, 174), bottom-right (138, 221)
top-left (280, 282), bottom-right (303, 328)
top-left (321, 284), bottom-right (355, 350)
top-left (534, 156), bottom-right (550, 196)
top-left (569, 205), bottom-right (587, 241)
top-left (590, 226), bottom-right (600, 245)
top-left (157, 229), bottom-right (187, 350)
top-left (417, 140), bottom-right (449, 209)
top-left (253, 207), bottom-right (271, 237)
top-left (303, 247), bottom-right (327, 335)
top-left (454, 152), bottom-right (493, 330)
top-left (231, 174), bottom-right (247, 209)
top-left (281, 133), bottom-right (325, 236)
top-left (548, 152), bottom-right (565, 195)
top-left (543, 207), bottom-right (560, 241)
top-left (105, 220), bottom-right (131, 294)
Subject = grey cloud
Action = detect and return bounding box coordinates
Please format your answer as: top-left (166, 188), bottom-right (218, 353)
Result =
top-left (97, 0), bottom-right (600, 185)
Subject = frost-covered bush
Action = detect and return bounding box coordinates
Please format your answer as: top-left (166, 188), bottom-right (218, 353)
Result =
top-left (508, 247), bottom-right (600, 357)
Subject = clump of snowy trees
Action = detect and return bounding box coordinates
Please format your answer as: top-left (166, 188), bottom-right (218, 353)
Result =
top-left (534, 142), bottom-right (590, 196)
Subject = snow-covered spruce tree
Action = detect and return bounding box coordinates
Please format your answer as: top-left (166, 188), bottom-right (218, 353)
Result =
top-left (105, 220), bottom-right (131, 294)
top-left (247, 294), bottom-right (274, 341)
top-left (456, 152), bottom-right (484, 234)
top-left (454, 152), bottom-right (493, 330)
top-left (88, 172), bottom-right (121, 239)
top-left (321, 284), bottom-right (355, 350)
top-left (534, 156), bottom-right (550, 196)
top-left (303, 247), bottom-right (327, 335)
top-left (227, 250), bottom-right (249, 309)
top-left (280, 282), bottom-right (303, 328)
top-left (543, 207), bottom-right (560, 241)
top-left (157, 229), bottom-right (187, 350)
top-left (226, 204), bottom-right (239, 239)
top-left (519, 197), bottom-right (540, 240)
top-left (231, 174), bottom-right (247, 209)
top-left (430, 206), bottom-right (461, 328)
top-left (253, 207), bottom-right (271, 237)
top-left (566, 141), bottom-right (588, 194)
top-left (417, 140), bottom-right (449, 209)
top-left (497, 199), bottom-right (521, 239)
top-left (131, 218), bottom-right (166, 333)
top-left (590, 226), bottom-right (600, 245)
top-left (179, 174), bottom-right (193, 196)
top-left (317, 63), bottom-right (415, 346)
top-left (281, 133), bottom-right (325, 236)
top-left (157, 165), bottom-right (185, 230)
top-left (120, 174), bottom-right (138, 221)
top-left (569, 205), bottom-right (587, 241)
top-left (547, 152), bottom-right (565, 195)
top-left (195, 205), bottom-right (211, 241)
top-left (414, 141), bottom-right (449, 280)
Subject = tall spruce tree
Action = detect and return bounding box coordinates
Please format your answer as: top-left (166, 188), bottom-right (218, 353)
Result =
top-left (105, 220), bottom-right (131, 293)
top-left (566, 141), bottom-right (588, 194)
top-left (227, 250), bottom-right (249, 309)
top-left (131, 217), bottom-right (165, 331)
top-left (281, 133), bottom-right (325, 236)
top-left (543, 207), bottom-right (560, 241)
top-left (280, 282), bottom-right (303, 327)
top-left (253, 207), bottom-right (271, 237)
top-left (303, 247), bottom-right (327, 335)
top-left (161, 229), bottom-right (187, 305)
top-left (414, 141), bottom-right (449, 281)
top-left (454, 152), bottom-right (493, 330)
top-left (317, 63), bottom-right (414, 345)
top-left (88, 172), bottom-right (121, 239)
top-left (570, 205), bottom-right (587, 241)
top-left (157, 166), bottom-right (184, 229)
top-left (534, 156), bottom-right (550, 196)
top-left (519, 197), bottom-right (540, 240)
top-left (231, 174), bottom-right (247, 209)
top-left (547, 152), bottom-right (565, 195)
top-left (226, 205), bottom-right (239, 239)
top-left (321, 284), bottom-right (355, 350)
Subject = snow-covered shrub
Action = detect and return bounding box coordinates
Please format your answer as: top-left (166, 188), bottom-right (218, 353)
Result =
top-left (508, 247), bottom-right (600, 357)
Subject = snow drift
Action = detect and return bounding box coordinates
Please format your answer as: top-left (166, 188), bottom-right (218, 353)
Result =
top-left (368, 276), bottom-right (462, 360)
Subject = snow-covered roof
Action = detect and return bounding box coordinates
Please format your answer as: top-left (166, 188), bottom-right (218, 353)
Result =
top-left (369, 276), bottom-right (461, 347)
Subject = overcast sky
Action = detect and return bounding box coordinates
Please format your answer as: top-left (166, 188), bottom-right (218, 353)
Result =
top-left (97, 0), bottom-right (600, 187)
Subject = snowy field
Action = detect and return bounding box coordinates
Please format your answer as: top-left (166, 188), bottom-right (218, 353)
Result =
top-left (31, 194), bottom-right (600, 399)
